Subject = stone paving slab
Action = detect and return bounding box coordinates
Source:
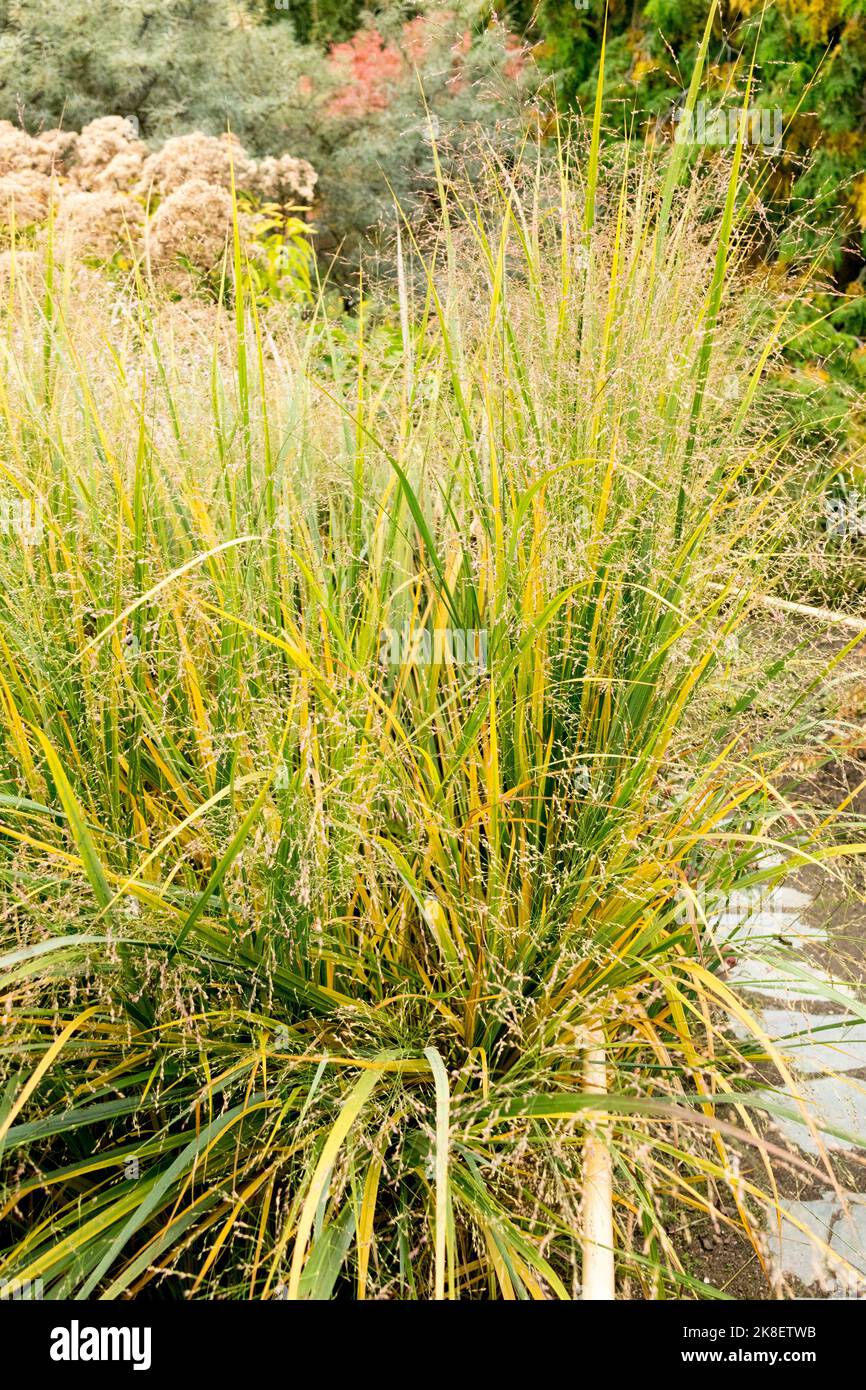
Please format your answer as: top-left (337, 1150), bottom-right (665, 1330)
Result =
top-left (709, 876), bottom-right (827, 950)
top-left (767, 1193), bottom-right (866, 1295)
top-left (728, 955), bottom-right (858, 1007)
top-left (714, 910), bottom-right (827, 948)
top-left (757, 1074), bottom-right (866, 1155)
top-left (730, 1011), bottom-right (866, 1074)
top-left (703, 869), bottom-right (866, 1288)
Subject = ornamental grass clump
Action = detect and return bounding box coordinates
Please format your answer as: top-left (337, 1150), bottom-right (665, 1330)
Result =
top-left (0, 35), bottom-right (861, 1298)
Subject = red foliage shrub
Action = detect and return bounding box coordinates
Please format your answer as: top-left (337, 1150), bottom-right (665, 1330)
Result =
top-left (326, 12), bottom-right (527, 119)
top-left (327, 29), bottom-right (403, 117)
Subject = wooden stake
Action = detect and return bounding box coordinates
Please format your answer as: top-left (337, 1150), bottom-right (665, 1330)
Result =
top-left (581, 1026), bottom-right (615, 1299)
top-left (708, 585), bottom-right (866, 635)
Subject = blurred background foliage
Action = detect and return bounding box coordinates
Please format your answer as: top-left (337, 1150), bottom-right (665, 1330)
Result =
top-left (1, 0), bottom-right (864, 493)
top-left (0, 0), bottom-right (535, 266)
top-left (526, 0), bottom-right (866, 574)
top-left (2, 2), bottom-right (864, 279)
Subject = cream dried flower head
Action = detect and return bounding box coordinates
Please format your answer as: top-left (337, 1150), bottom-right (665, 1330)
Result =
top-left (71, 117), bottom-right (147, 190)
top-left (0, 122), bottom-right (33, 176)
top-left (55, 190), bottom-right (144, 259)
top-left (34, 129), bottom-right (79, 173)
top-left (147, 179), bottom-right (241, 280)
top-left (0, 122), bottom-right (78, 177)
top-left (90, 148), bottom-right (148, 194)
top-left (0, 171), bottom-right (55, 231)
top-left (251, 154), bottom-right (318, 206)
top-left (138, 133), bottom-right (256, 198)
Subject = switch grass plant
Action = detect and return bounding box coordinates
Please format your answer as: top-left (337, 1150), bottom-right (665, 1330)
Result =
top-left (0, 43), bottom-right (863, 1298)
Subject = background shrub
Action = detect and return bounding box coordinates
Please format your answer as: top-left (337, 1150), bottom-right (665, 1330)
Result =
top-left (0, 1), bottom-right (539, 271)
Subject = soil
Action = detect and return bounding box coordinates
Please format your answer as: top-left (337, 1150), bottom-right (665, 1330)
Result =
top-left (684, 1212), bottom-right (771, 1298)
